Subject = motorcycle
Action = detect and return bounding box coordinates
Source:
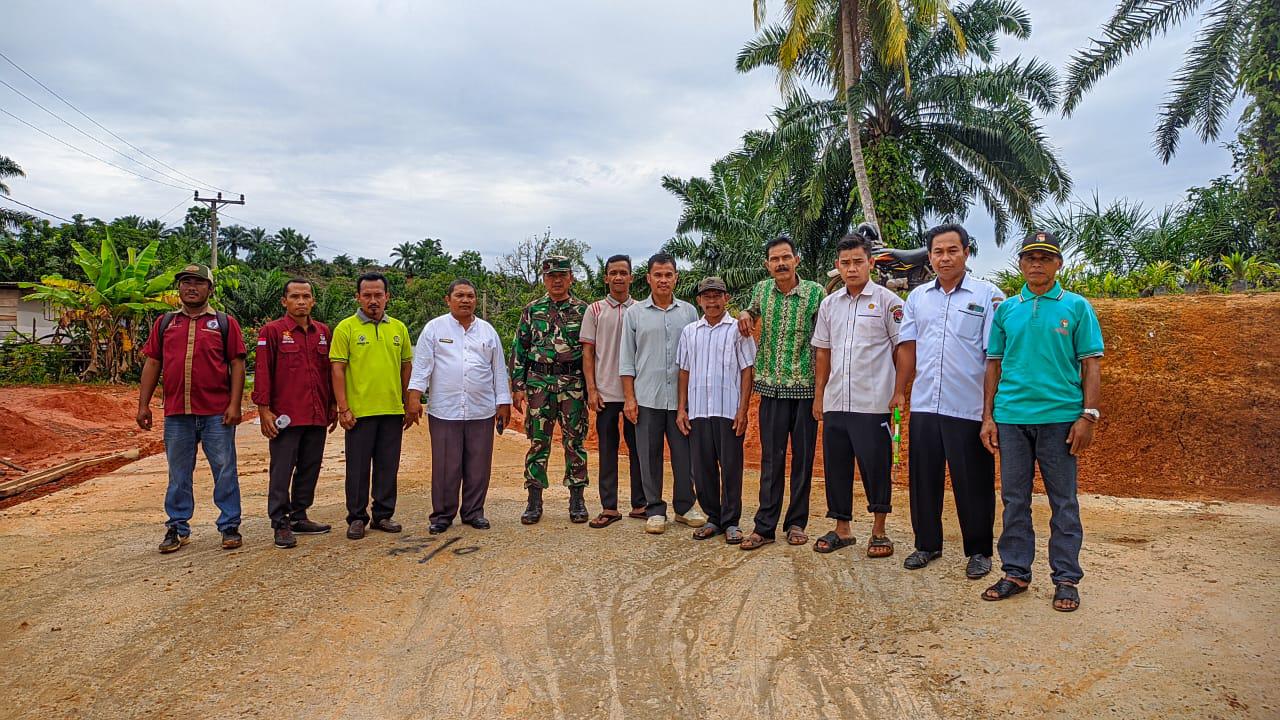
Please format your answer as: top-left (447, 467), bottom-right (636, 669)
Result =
top-left (825, 223), bottom-right (938, 293)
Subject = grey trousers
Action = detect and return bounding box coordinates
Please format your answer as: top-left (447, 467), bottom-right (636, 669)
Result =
top-left (636, 406), bottom-right (695, 518)
top-left (428, 415), bottom-right (495, 526)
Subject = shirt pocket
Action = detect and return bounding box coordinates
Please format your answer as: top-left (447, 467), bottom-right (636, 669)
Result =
top-left (955, 309), bottom-right (985, 341)
top-left (279, 341), bottom-right (303, 370)
top-left (855, 313), bottom-right (884, 339)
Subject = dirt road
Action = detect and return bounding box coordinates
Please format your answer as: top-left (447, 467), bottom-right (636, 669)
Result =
top-left (1, 423), bottom-right (1276, 719)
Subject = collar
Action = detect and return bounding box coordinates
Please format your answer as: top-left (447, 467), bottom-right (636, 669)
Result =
top-left (543, 294), bottom-right (575, 307)
top-left (356, 309), bottom-right (389, 324)
top-left (282, 315), bottom-right (315, 332)
top-left (447, 312), bottom-right (477, 331)
top-left (695, 314), bottom-right (734, 329)
top-left (1018, 281), bottom-right (1065, 302)
top-left (180, 305), bottom-right (212, 318)
top-left (640, 295), bottom-right (680, 311)
top-left (930, 274), bottom-right (968, 294)
top-left (770, 275), bottom-right (807, 296)
top-left (841, 281), bottom-right (876, 298)
top-left (604, 294), bottom-right (632, 308)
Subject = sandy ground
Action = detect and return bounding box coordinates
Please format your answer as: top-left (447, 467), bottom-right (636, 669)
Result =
top-left (1, 423), bottom-right (1277, 719)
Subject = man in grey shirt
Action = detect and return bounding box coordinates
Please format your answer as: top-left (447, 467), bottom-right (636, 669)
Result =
top-left (619, 252), bottom-right (704, 534)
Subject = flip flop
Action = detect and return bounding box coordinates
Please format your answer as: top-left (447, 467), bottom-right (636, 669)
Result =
top-left (588, 513), bottom-right (623, 529)
top-left (813, 530), bottom-right (856, 554)
top-left (725, 526), bottom-right (743, 545)
top-left (627, 508), bottom-right (648, 519)
top-left (740, 533), bottom-right (774, 551)
top-left (692, 524), bottom-right (722, 540)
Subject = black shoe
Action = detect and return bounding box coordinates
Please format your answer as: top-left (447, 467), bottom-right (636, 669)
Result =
top-left (966, 554), bottom-right (993, 579)
top-left (466, 517), bottom-right (491, 530)
top-left (274, 526), bottom-right (297, 549)
top-left (158, 527), bottom-right (189, 554)
top-left (428, 523), bottom-right (449, 535)
top-left (903, 549), bottom-right (942, 570)
top-left (290, 518), bottom-right (331, 535)
top-left (369, 518), bottom-right (402, 533)
top-left (568, 486), bottom-right (588, 523)
top-left (521, 486), bottom-right (543, 525)
top-left (221, 527), bottom-right (243, 550)
top-left (347, 520), bottom-right (366, 540)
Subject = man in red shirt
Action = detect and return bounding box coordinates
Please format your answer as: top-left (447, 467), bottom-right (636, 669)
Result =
top-left (137, 263), bottom-right (247, 554)
top-left (253, 278), bottom-right (338, 549)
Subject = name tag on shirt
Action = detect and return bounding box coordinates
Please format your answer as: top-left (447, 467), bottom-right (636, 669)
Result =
top-left (439, 338), bottom-right (454, 344)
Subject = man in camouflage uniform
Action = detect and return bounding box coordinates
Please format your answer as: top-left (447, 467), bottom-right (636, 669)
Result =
top-left (511, 255), bottom-right (591, 525)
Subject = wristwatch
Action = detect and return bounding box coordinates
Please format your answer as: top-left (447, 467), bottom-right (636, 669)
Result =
top-left (1081, 408), bottom-right (1100, 422)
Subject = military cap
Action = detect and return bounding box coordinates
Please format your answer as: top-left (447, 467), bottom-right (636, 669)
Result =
top-left (541, 255), bottom-right (573, 274)
top-left (1018, 231), bottom-right (1062, 257)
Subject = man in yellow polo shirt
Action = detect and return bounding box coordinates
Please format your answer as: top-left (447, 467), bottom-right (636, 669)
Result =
top-left (330, 272), bottom-right (414, 540)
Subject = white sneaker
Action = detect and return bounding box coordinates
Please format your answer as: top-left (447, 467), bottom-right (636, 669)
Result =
top-left (645, 515), bottom-right (668, 534)
top-left (675, 508), bottom-right (707, 528)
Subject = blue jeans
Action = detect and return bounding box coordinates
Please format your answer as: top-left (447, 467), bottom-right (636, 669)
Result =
top-left (996, 422), bottom-right (1083, 585)
top-left (163, 414), bottom-right (241, 534)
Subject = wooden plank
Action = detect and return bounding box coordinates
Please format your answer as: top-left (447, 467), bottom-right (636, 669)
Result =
top-left (0, 449), bottom-right (140, 498)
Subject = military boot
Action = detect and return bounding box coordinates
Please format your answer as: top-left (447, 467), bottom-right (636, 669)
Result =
top-left (521, 486), bottom-right (544, 525)
top-left (569, 486), bottom-right (589, 523)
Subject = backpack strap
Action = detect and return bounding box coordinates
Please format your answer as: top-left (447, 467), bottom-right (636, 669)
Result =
top-left (155, 311), bottom-right (178, 371)
top-left (215, 311), bottom-right (230, 363)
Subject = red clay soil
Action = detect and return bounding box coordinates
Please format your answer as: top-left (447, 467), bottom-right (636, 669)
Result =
top-left (516, 293), bottom-right (1280, 504)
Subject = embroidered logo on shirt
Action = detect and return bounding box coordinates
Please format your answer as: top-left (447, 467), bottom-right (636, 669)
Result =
top-left (281, 331), bottom-right (295, 344)
top-left (891, 305), bottom-right (904, 323)
top-left (868, 303), bottom-right (876, 310)
top-left (1061, 319), bottom-right (1070, 328)
top-left (205, 319), bottom-right (220, 330)
top-left (319, 334), bottom-right (328, 345)
top-left (392, 335), bottom-right (402, 346)
top-left (357, 334), bottom-right (368, 345)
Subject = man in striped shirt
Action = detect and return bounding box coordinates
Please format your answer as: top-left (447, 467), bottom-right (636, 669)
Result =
top-left (736, 236), bottom-right (825, 550)
top-left (582, 255), bottom-right (645, 528)
top-left (677, 277), bottom-right (756, 543)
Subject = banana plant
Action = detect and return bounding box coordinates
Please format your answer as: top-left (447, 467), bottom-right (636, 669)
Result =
top-left (21, 229), bottom-right (178, 381)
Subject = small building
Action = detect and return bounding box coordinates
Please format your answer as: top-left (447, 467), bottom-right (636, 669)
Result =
top-left (0, 282), bottom-right (60, 340)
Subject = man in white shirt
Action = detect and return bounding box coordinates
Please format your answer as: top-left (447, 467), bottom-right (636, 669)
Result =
top-left (897, 224), bottom-right (1004, 578)
top-left (406, 279), bottom-right (513, 534)
top-left (676, 277), bottom-right (756, 544)
top-left (619, 252), bottom-right (705, 534)
top-left (811, 233), bottom-right (909, 559)
top-left (583, 254), bottom-right (645, 528)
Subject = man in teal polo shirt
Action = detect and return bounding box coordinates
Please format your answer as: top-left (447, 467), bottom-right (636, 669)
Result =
top-left (330, 272), bottom-right (414, 540)
top-left (979, 231), bottom-right (1103, 613)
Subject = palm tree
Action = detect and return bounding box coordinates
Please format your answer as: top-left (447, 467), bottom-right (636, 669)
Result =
top-left (739, 0), bottom-right (1070, 244)
top-left (390, 241), bottom-right (418, 274)
top-left (1061, 0), bottom-right (1258, 162)
top-left (0, 155), bottom-right (23, 195)
top-left (0, 155), bottom-right (32, 229)
top-left (219, 224), bottom-right (251, 261)
top-left (275, 227), bottom-right (316, 267)
top-left (751, 0), bottom-right (965, 229)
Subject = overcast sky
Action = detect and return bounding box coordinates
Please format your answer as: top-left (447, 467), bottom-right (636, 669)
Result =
top-left (2, 0), bottom-right (1242, 278)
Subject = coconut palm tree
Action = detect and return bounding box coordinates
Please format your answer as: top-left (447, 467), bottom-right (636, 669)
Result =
top-left (739, 0), bottom-right (1070, 244)
top-left (1061, 0), bottom-right (1260, 162)
top-left (751, 0), bottom-right (966, 229)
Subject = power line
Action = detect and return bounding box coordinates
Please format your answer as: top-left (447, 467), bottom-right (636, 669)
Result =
top-left (157, 196), bottom-right (192, 223)
top-left (0, 195), bottom-right (72, 223)
top-left (0, 77), bottom-right (202, 190)
top-left (0, 105), bottom-right (192, 191)
top-left (0, 49), bottom-right (236, 195)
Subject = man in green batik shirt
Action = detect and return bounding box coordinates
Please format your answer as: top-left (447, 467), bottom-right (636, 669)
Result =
top-left (511, 256), bottom-right (590, 526)
top-left (735, 236), bottom-right (826, 551)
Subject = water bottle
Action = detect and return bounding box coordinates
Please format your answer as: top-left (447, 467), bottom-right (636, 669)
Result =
top-left (275, 414), bottom-right (291, 430)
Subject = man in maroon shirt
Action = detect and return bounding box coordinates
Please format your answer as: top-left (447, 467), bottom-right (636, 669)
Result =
top-left (253, 278), bottom-right (339, 549)
top-left (137, 263), bottom-right (247, 554)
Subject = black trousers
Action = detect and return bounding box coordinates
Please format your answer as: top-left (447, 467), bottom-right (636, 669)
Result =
top-left (267, 425), bottom-right (327, 528)
top-left (752, 396), bottom-right (817, 538)
top-left (636, 407), bottom-right (695, 518)
top-left (428, 415), bottom-right (494, 526)
top-left (822, 411), bottom-right (893, 519)
top-left (908, 412), bottom-right (995, 557)
top-left (596, 402), bottom-right (644, 511)
top-left (345, 414), bottom-right (403, 524)
top-left (690, 417), bottom-right (744, 529)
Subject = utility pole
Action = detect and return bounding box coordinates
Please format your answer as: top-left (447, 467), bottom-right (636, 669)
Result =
top-left (193, 191), bottom-right (245, 271)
